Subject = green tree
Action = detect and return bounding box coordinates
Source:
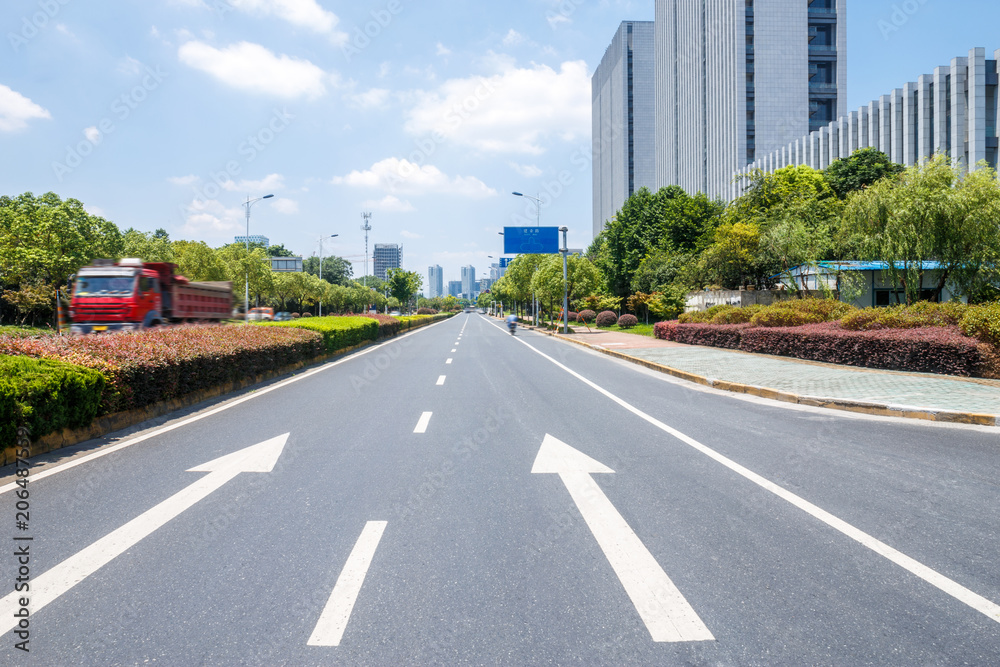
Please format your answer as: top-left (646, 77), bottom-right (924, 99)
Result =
top-left (844, 154), bottom-right (1000, 304)
top-left (217, 244), bottom-right (274, 309)
top-left (267, 244), bottom-right (295, 258)
top-left (172, 240), bottom-right (230, 282)
top-left (825, 147), bottom-right (905, 200)
top-left (120, 228), bottom-right (175, 263)
top-left (530, 255), bottom-right (603, 321)
top-left (385, 268), bottom-right (423, 313)
top-left (0, 192), bottom-right (122, 288)
top-left (304, 255), bottom-right (353, 285)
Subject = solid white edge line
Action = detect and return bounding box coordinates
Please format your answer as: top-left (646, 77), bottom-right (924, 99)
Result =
top-left (436, 376), bottom-right (446, 386)
top-left (0, 317), bottom-right (455, 495)
top-left (307, 521), bottom-right (388, 647)
top-left (414, 412), bottom-right (433, 434)
top-left (484, 317), bottom-right (1000, 626)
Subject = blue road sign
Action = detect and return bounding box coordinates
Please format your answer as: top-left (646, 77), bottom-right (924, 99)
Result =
top-left (500, 257), bottom-right (514, 268)
top-left (503, 227), bottom-right (559, 254)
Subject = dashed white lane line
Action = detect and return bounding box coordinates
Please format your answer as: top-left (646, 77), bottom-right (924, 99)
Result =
top-left (451, 349), bottom-right (457, 353)
top-left (436, 376), bottom-right (446, 386)
top-left (307, 521), bottom-right (388, 647)
top-left (446, 359), bottom-right (453, 364)
top-left (414, 412), bottom-right (433, 433)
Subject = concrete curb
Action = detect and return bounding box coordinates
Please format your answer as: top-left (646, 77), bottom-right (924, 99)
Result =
top-left (4, 314), bottom-right (454, 464)
top-left (514, 318), bottom-right (998, 428)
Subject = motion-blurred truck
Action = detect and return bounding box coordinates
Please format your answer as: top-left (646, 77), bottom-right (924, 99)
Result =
top-left (70, 259), bottom-right (232, 334)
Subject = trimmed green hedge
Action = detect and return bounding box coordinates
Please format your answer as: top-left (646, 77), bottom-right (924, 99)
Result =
top-left (260, 316), bottom-right (379, 352)
top-left (0, 356), bottom-right (105, 449)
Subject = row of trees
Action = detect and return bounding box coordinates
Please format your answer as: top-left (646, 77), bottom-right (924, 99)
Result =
top-left (0, 192), bottom-right (426, 325)
top-left (484, 149), bottom-right (1000, 320)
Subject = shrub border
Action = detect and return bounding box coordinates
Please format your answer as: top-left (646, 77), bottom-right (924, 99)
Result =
top-left (1, 313), bottom-right (454, 465)
top-left (522, 319), bottom-right (997, 427)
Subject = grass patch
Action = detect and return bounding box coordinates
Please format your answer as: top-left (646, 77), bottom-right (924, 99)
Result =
top-left (595, 323), bottom-right (657, 337)
top-left (0, 325), bottom-right (57, 338)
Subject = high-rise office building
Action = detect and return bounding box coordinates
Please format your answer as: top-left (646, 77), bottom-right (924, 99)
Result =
top-left (651, 0), bottom-right (846, 201)
top-left (428, 265), bottom-right (444, 298)
top-left (592, 20), bottom-right (657, 238)
top-left (373, 244), bottom-right (402, 281)
top-left (490, 263), bottom-right (502, 281)
top-left (448, 281), bottom-right (463, 298)
top-left (461, 265), bottom-right (477, 300)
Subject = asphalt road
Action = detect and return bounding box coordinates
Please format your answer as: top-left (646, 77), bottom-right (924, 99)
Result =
top-left (2, 313), bottom-right (1000, 665)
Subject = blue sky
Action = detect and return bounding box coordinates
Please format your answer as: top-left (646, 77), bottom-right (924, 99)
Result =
top-left (2, 1), bottom-right (999, 290)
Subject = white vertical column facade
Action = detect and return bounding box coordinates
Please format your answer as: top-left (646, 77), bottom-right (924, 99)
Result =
top-left (917, 75), bottom-right (932, 163)
top-left (902, 82), bottom-right (918, 166)
top-left (868, 100), bottom-right (879, 149)
top-left (932, 66), bottom-right (949, 156)
top-left (968, 47), bottom-right (987, 169)
top-left (879, 94), bottom-right (892, 156)
top-left (951, 56), bottom-right (968, 168)
top-left (858, 107), bottom-right (870, 149)
top-left (890, 88), bottom-right (904, 164)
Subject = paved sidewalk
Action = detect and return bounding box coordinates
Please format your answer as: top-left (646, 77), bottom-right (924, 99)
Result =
top-left (529, 325), bottom-right (1000, 423)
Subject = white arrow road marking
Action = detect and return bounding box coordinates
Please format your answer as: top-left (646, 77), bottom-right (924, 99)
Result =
top-left (436, 376), bottom-right (446, 386)
top-left (414, 412), bottom-right (433, 433)
top-left (495, 319), bottom-right (1000, 627)
top-left (307, 521), bottom-right (387, 647)
top-left (0, 434), bottom-right (290, 634)
top-left (532, 435), bottom-right (714, 643)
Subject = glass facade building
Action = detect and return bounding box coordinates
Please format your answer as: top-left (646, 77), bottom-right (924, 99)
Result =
top-left (373, 244), bottom-right (402, 281)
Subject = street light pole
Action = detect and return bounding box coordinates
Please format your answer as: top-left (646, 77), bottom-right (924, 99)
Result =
top-left (243, 194), bottom-right (274, 323)
top-left (560, 226), bottom-right (569, 334)
top-left (317, 234), bottom-right (339, 317)
top-left (512, 191), bottom-right (543, 326)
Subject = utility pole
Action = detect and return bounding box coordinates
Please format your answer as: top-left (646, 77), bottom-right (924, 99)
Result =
top-left (361, 211), bottom-right (372, 288)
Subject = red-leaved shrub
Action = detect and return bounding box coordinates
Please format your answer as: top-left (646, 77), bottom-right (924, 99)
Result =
top-left (617, 314), bottom-right (639, 329)
top-left (654, 320), bottom-right (679, 341)
top-left (0, 325), bottom-right (324, 414)
top-left (358, 313), bottom-right (402, 338)
top-left (577, 310), bottom-right (597, 324)
top-left (739, 323), bottom-right (986, 376)
top-left (673, 323), bottom-right (751, 349)
top-left (596, 311), bottom-right (618, 328)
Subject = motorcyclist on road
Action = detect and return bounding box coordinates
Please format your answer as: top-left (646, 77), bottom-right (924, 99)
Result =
top-left (505, 313), bottom-right (518, 335)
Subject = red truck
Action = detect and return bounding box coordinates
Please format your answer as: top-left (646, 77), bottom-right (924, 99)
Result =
top-left (70, 259), bottom-right (233, 334)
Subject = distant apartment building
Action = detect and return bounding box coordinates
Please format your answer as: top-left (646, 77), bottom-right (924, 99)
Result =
top-left (479, 278), bottom-right (495, 294)
top-left (592, 20), bottom-right (657, 237)
top-left (427, 265), bottom-right (444, 298)
top-left (234, 235), bottom-right (270, 247)
top-left (742, 46), bottom-right (1000, 185)
top-left (373, 244), bottom-right (402, 281)
top-left (461, 265), bottom-right (477, 300)
top-left (448, 280), bottom-right (463, 298)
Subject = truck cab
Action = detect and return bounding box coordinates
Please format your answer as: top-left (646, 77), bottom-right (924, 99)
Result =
top-left (71, 259), bottom-right (163, 334)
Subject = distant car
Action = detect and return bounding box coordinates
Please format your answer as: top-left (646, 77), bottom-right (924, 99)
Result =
top-left (273, 312), bottom-right (292, 321)
top-left (247, 307), bottom-right (274, 321)
top-left (389, 311), bottom-right (402, 316)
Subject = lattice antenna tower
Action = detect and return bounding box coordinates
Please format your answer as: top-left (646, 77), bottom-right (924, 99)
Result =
top-left (361, 211), bottom-right (373, 287)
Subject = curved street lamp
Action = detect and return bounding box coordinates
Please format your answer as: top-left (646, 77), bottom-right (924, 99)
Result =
top-left (243, 194), bottom-right (274, 322)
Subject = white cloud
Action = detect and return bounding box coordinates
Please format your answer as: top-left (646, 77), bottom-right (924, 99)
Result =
top-left (436, 42), bottom-right (452, 57)
top-left (400, 230), bottom-right (422, 239)
top-left (219, 173), bottom-right (286, 193)
top-left (180, 198), bottom-right (245, 238)
top-left (272, 198), bottom-right (299, 214)
top-left (502, 29), bottom-right (524, 47)
top-left (547, 13), bottom-right (571, 29)
top-left (169, 175), bottom-right (199, 186)
top-left (370, 195), bottom-right (415, 213)
top-left (178, 41), bottom-right (330, 99)
top-left (118, 56), bottom-right (144, 76)
top-left (403, 58), bottom-right (591, 154)
top-left (509, 162), bottom-right (542, 178)
top-left (84, 126), bottom-right (102, 144)
top-left (347, 88), bottom-right (390, 109)
top-left (332, 158), bottom-right (497, 199)
top-left (226, 0), bottom-right (348, 44)
top-left (0, 85), bottom-right (51, 132)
